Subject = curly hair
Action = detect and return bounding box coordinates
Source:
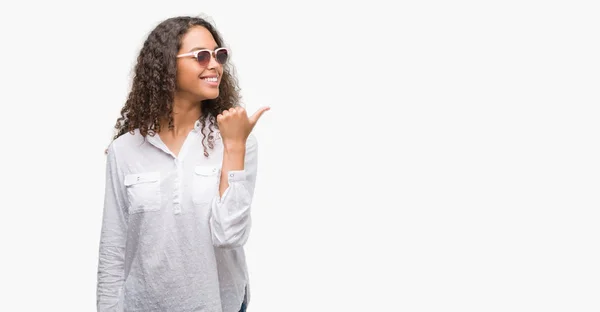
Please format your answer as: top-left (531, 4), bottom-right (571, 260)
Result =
top-left (111, 16), bottom-right (241, 156)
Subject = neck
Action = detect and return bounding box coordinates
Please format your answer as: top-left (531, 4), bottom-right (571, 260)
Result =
top-left (160, 93), bottom-right (202, 136)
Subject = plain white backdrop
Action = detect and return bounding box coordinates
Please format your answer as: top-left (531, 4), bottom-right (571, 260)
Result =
top-left (0, 0), bottom-right (599, 311)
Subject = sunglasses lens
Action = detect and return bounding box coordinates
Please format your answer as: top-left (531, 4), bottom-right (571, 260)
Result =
top-left (196, 51), bottom-right (211, 65)
top-left (215, 49), bottom-right (229, 64)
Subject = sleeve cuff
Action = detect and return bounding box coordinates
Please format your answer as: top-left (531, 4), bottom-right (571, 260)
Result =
top-left (226, 170), bottom-right (247, 182)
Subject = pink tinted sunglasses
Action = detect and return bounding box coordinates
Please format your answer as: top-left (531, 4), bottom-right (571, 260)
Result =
top-left (176, 47), bottom-right (229, 67)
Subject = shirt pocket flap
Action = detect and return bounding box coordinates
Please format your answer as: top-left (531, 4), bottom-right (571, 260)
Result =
top-left (195, 165), bottom-right (220, 177)
top-left (124, 172), bottom-right (160, 186)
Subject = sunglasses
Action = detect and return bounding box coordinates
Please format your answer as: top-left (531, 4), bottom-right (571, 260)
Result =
top-left (176, 47), bottom-right (229, 67)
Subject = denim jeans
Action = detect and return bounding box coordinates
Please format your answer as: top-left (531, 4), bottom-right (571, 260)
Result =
top-left (238, 300), bottom-right (247, 312)
top-left (238, 288), bottom-right (248, 312)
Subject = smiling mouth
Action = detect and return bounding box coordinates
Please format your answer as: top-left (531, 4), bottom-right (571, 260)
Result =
top-left (201, 77), bottom-right (218, 82)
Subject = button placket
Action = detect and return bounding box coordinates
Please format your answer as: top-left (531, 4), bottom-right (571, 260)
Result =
top-left (173, 159), bottom-right (183, 214)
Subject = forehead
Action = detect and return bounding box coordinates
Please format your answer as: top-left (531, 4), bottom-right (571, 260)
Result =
top-left (179, 26), bottom-right (218, 52)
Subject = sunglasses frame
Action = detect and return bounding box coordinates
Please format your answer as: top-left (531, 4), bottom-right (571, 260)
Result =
top-left (176, 47), bottom-right (230, 66)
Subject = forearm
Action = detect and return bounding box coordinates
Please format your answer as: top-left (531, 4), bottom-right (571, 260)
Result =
top-left (97, 245), bottom-right (126, 311)
top-left (219, 141), bottom-right (246, 197)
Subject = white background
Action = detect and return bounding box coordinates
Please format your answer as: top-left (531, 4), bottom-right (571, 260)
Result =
top-left (0, 1), bottom-right (599, 311)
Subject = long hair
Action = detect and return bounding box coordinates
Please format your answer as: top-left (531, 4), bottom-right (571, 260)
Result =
top-left (111, 16), bottom-right (240, 156)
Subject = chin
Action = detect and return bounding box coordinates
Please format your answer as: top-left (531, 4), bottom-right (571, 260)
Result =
top-left (197, 89), bottom-right (220, 101)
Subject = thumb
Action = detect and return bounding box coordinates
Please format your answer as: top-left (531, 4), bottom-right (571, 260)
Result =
top-left (249, 106), bottom-right (270, 127)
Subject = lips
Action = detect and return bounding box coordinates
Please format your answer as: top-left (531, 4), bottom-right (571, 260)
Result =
top-left (200, 73), bottom-right (218, 79)
top-left (199, 74), bottom-right (219, 87)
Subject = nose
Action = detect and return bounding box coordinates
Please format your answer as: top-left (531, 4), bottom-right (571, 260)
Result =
top-left (207, 52), bottom-right (221, 69)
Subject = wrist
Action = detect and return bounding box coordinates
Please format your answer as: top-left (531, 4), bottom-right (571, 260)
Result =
top-left (223, 140), bottom-right (246, 154)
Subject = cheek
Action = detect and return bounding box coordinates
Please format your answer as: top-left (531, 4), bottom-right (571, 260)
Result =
top-left (176, 63), bottom-right (200, 88)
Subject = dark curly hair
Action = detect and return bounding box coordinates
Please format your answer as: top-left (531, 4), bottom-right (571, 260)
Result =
top-left (111, 16), bottom-right (240, 156)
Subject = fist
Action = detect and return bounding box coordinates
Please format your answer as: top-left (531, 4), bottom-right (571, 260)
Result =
top-left (217, 106), bottom-right (270, 145)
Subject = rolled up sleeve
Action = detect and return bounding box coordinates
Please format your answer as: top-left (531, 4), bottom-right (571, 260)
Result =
top-left (210, 134), bottom-right (259, 249)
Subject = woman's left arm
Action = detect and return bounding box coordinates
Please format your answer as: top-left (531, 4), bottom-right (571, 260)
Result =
top-left (209, 133), bottom-right (259, 248)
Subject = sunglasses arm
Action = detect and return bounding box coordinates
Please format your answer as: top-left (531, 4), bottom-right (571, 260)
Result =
top-left (176, 52), bottom-right (195, 58)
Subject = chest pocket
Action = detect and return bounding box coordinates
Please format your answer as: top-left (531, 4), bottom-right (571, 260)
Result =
top-left (192, 165), bottom-right (220, 205)
top-left (124, 171), bottom-right (161, 214)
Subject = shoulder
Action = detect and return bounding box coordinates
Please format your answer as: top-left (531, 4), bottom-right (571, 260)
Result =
top-left (105, 129), bottom-right (146, 156)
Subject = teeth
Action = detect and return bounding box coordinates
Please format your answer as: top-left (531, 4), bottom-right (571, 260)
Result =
top-left (202, 77), bottom-right (218, 82)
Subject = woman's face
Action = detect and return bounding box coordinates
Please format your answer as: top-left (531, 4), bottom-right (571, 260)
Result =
top-left (175, 26), bottom-right (227, 102)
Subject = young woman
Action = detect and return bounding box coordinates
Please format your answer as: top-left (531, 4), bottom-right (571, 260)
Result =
top-left (96, 16), bottom-right (268, 312)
